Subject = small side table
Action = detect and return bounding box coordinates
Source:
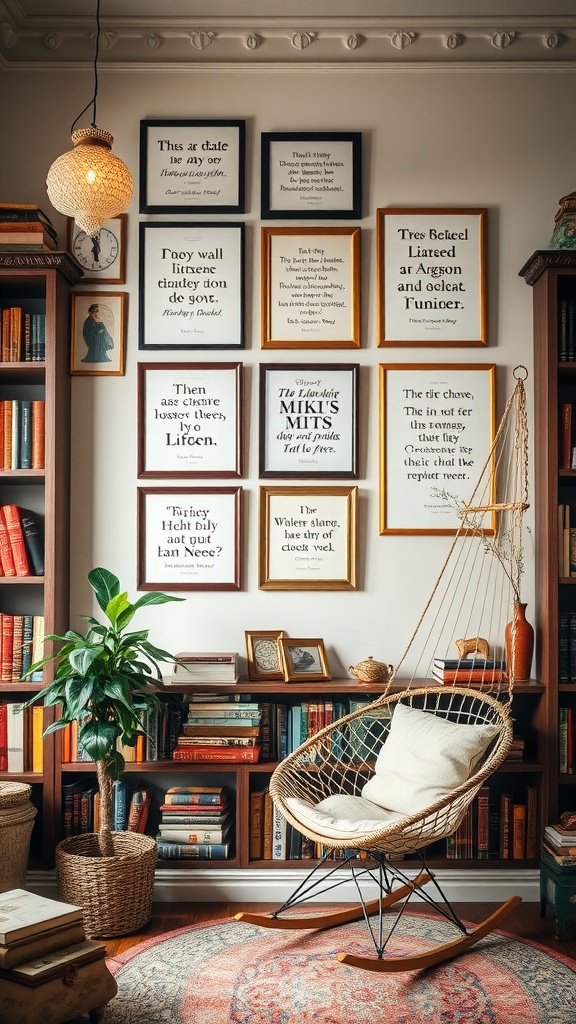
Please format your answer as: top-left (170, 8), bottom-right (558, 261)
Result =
top-left (540, 849), bottom-right (576, 939)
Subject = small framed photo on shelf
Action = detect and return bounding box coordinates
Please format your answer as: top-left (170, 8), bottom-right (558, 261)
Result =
top-left (140, 119), bottom-right (245, 214)
top-left (379, 362), bottom-right (496, 535)
top-left (138, 486), bottom-right (242, 591)
top-left (139, 222), bottom-right (245, 350)
top-left (259, 363), bottom-right (359, 478)
top-left (244, 630), bottom-right (285, 681)
top-left (67, 214), bottom-right (127, 284)
top-left (259, 485), bottom-right (357, 591)
top-left (137, 362), bottom-right (243, 478)
top-left (278, 637), bottom-right (331, 683)
top-left (261, 131), bottom-right (362, 219)
top-left (261, 226), bottom-right (360, 349)
top-left (70, 291), bottom-right (126, 376)
top-left (377, 207), bottom-right (487, 347)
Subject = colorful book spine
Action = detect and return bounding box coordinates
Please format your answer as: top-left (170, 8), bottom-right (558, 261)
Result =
top-left (1, 504), bottom-right (30, 576)
top-left (156, 840), bottom-right (229, 859)
top-left (19, 400), bottom-right (32, 469)
top-left (31, 399), bottom-right (45, 467)
top-left (172, 745), bottom-right (260, 763)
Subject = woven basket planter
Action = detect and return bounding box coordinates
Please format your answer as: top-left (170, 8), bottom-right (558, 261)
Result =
top-left (56, 831), bottom-right (157, 938)
top-left (0, 782), bottom-right (37, 893)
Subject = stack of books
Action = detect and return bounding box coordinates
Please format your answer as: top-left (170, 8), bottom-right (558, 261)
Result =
top-left (431, 657), bottom-right (507, 685)
top-left (0, 505), bottom-right (44, 578)
top-left (172, 698), bottom-right (262, 763)
top-left (169, 651), bottom-right (239, 685)
top-left (156, 785), bottom-right (232, 860)
top-left (0, 204), bottom-right (57, 251)
top-left (0, 889), bottom-right (87, 970)
top-left (543, 823), bottom-right (576, 865)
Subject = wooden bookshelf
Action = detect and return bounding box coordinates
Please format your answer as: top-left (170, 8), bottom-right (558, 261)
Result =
top-left (0, 252), bottom-right (81, 867)
top-left (520, 249), bottom-right (576, 824)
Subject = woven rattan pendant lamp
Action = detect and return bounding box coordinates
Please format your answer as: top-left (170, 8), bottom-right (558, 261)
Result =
top-left (46, 0), bottom-right (133, 237)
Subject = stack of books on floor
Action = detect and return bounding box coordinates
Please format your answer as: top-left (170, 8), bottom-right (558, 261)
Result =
top-left (156, 785), bottom-right (232, 860)
top-left (172, 697), bottom-right (261, 763)
top-left (431, 657), bottom-right (507, 685)
top-left (168, 651), bottom-right (239, 685)
top-left (0, 203), bottom-right (57, 251)
top-left (543, 823), bottom-right (576, 865)
top-left (0, 889), bottom-right (117, 1022)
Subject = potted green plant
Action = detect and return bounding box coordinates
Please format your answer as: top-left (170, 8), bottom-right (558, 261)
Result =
top-left (20, 566), bottom-right (182, 936)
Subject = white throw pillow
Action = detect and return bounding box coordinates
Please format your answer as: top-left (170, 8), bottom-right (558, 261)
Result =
top-left (362, 702), bottom-right (499, 816)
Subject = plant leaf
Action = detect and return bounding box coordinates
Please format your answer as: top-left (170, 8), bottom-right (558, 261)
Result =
top-left (79, 718), bottom-right (118, 761)
top-left (132, 592), bottom-right (183, 610)
top-left (88, 567), bottom-right (120, 614)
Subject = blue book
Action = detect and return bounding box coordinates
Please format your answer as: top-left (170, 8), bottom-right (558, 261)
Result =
top-left (156, 840), bottom-right (229, 859)
top-left (112, 779), bottom-right (128, 830)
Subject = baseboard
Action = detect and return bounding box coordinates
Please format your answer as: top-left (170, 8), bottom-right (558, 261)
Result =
top-left (27, 867), bottom-right (540, 905)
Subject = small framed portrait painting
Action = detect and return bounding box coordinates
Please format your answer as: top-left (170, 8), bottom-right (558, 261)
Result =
top-left (70, 292), bottom-right (127, 376)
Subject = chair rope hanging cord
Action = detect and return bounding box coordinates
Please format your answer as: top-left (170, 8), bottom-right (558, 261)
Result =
top-left (237, 367), bottom-right (530, 973)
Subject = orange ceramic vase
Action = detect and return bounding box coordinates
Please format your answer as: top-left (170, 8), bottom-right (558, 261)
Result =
top-left (504, 602), bottom-right (534, 682)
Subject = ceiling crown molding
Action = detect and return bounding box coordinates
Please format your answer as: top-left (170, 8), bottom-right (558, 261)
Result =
top-left (0, 5), bottom-right (576, 66)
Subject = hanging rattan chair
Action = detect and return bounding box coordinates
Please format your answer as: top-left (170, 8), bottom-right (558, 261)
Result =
top-left (237, 368), bottom-right (529, 972)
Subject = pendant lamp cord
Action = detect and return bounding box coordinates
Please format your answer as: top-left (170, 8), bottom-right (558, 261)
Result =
top-left (70, 0), bottom-right (101, 133)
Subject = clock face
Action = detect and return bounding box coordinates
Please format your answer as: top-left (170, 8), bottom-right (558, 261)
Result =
top-left (253, 638), bottom-right (280, 672)
top-left (73, 227), bottom-right (119, 271)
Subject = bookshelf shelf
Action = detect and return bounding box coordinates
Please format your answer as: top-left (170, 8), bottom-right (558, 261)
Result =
top-left (0, 251), bottom-right (81, 868)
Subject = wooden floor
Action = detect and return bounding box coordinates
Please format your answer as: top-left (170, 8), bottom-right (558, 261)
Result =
top-left (102, 900), bottom-right (576, 961)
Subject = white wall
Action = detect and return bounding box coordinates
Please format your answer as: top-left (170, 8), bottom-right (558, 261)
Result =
top-left (0, 64), bottom-right (571, 676)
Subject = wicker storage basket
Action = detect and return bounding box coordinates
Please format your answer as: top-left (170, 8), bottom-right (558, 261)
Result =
top-left (0, 782), bottom-right (37, 893)
top-left (55, 831), bottom-right (157, 938)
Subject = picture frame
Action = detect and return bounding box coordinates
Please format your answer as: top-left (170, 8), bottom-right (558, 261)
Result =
top-left (377, 208), bottom-right (488, 347)
top-left (259, 485), bottom-right (357, 591)
top-left (259, 363), bottom-right (359, 478)
top-left (140, 119), bottom-right (245, 214)
top-left (244, 629), bottom-right (285, 681)
top-left (379, 363), bottom-right (496, 535)
top-left (139, 221), bottom-right (245, 350)
top-left (278, 637), bottom-right (331, 683)
top-left (67, 214), bottom-right (127, 284)
top-left (137, 362), bottom-right (243, 478)
top-left (137, 486), bottom-right (242, 591)
top-left (261, 131), bottom-right (362, 219)
top-left (261, 226), bottom-right (360, 349)
top-left (70, 291), bottom-right (126, 376)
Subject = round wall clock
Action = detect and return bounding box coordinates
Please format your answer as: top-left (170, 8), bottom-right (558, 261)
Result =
top-left (73, 227), bottom-right (119, 272)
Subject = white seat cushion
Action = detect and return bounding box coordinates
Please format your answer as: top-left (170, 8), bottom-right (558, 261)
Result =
top-left (362, 702), bottom-right (499, 816)
top-left (285, 794), bottom-right (406, 840)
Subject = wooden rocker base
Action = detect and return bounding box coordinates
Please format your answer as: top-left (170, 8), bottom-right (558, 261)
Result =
top-left (337, 895), bottom-right (523, 973)
top-left (234, 870), bottom-right (432, 931)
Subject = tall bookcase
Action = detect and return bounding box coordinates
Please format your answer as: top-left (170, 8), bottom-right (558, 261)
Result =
top-left (0, 251), bottom-right (81, 867)
top-left (520, 249), bottom-right (576, 827)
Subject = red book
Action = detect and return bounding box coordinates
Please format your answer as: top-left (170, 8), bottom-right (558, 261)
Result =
top-left (0, 505), bottom-right (29, 576)
top-left (432, 668), bottom-right (508, 684)
top-left (513, 804), bottom-right (526, 859)
top-left (561, 403), bottom-right (573, 469)
top-left (172, 745), bottom-right (260, 763)
top-left (0, 516), bottom-right (15, 577)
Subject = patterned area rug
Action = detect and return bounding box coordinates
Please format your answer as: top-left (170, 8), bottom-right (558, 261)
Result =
top-left (104, 913), bottom-right (576, 1024)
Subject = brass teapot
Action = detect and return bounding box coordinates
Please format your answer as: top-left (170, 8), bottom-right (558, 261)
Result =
top-left (348, 656), bottom-right (394, 684)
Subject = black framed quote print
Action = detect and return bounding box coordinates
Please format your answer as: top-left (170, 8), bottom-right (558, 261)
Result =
top-left (140, 119), bottom-right (245, 214)
top-left (138, 362), bottom-right (243, 478)
top-left (261, 132), bottom-right (362, 219)
top-left (139, 222), bottom-right (245, 350)
top-left (259, 363), bottom-right (359, 478)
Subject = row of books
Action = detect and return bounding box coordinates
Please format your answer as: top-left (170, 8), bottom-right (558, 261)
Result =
top-left (0, 308), bottom-right (46, 361)
top-left (60, 693), bottom-right (186, 764)
top-left (168, 651), bottom-right (240, 685)
top-left (0, 614), bottom-right (44, 684)
top-left (0, 203), bottom-right (57, 255)
top-left (558, 504), bottom-right (576, 577)
top-left (62, 778), bottom-right (153, 837)
top-left (431, 657), bottom-right (507, 685)
top-left (559, 613), bottom-right (576, 683)
top-left (558, 297), bottom-right (576, 361)
top-left (156, 785), bottom-right (232, 859)
top-left (0, 702), bottom-right (44, 772)
top-left (0, 399), bottom-right (45, 470)
top-left (0, 504), bottom-right (44, 577)
top-left (559, 706), bottom-right (576, 774)
top-left (446, 783), bottom-right (538, 860)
